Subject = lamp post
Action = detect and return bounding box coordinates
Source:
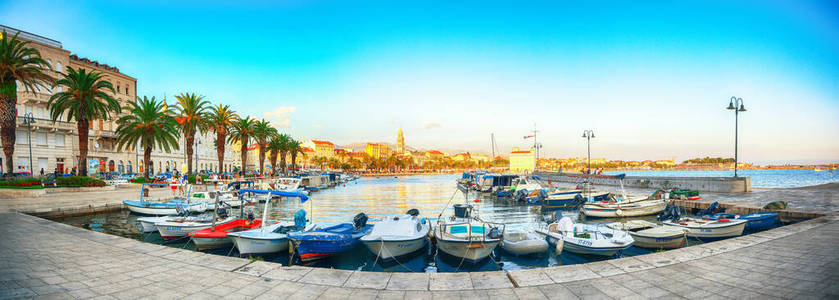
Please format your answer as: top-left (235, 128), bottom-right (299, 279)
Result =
top-left (581, 130), bottom-right (595, 173)
top-left (22, 113), bottom-right (35, 177)
top-left (727, 96), bottom-right (747, 177)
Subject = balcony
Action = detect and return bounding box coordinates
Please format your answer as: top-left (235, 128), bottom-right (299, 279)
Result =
top-left (16, 116), bottom-right (76, 132)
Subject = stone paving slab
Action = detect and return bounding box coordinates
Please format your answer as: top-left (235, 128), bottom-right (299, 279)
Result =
top-left (0, 211), bottom-right (836, 299)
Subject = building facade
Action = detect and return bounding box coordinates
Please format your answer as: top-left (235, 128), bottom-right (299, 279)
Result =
top-left (509, 147), bottom-right (535, 173)
top-left (303, 140), bottom-right (335, 159)
top-left (2, 25), bottom-right (239, 176)
top-left (365, 143), bottom-right (391, 159)
top-left (396, 128), bottom-right (405, 154)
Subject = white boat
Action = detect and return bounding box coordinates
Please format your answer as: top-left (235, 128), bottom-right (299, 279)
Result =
top-left (433, 204), bottom-right (503, 263)
top-left (581, 194), bottom-right (666, 217)
top-left (535, 217), bottom-right (634, 256)
top-left (274, 177), bottom-right (303, 192)
top-left (123, 200), bottom-right (209, 215)
top-left (137, 216), bottom-right (168, 233)
top-left (500, 231), bottom-right (548, 256)
top-left (361, 209), bottom-right (431, 261)
top-left (606, 220), bottom-right (687, 249)
top-left (156, 216), bottom-right (236, 239)
top-left (662, 217), bottom-right (747, 238)
top-left (227, 191), bottom-right (311, 256)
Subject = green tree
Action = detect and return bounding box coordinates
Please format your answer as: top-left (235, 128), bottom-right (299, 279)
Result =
top-left (275, 134), bottom-right (291, 174)
top-left (228, 116), bottom-right (256, 173)
top-left (252, 119), bottom-right (277, 175)
top-left (114, 96), bottom-right (179, 179)
top-left (0, 31), bottom-right (55, 175)
top-left (47, 67), bottom-right (121, 176)
top-left (288, 139), bottom-right (305, 173)
top-left (206, 104), bottom-right (238, 174)
top-left (267, 135), bottom-right (285, 176)
top-left (173, 93), bottom-right (209, 175)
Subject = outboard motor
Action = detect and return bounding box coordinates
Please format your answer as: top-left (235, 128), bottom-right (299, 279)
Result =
top-left (353, 213), bottom-right (368, 230)
top-left (246, 210), bottom-right (256, 223)
top-left (574, 194), bottom-right (585, 204)
top-left (697, 201), bottom-right (724, 217)
top-left (216, 207), bottom-right (228, 218)
top-left (514, 189), bottom-right (528, 203)
top-left (537, 189), bottom-right (547, 203)
top-left (176, 206), bottom-right (190, 217)
top-left (293, 209), bottom-right (307, 230)
top-left (658, 204), bottom-right (681, 221)
top-left (487, 227), bottom-right (502, 239)
top-left (406, 208), bottom-right (420, 217)
top-left (453, 204), bottom-right (472, 218)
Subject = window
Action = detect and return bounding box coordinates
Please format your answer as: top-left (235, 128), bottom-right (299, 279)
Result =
top-left (38, 158), bottom-right (48, 172)
top-left (17, 157), bottom-right (28, 171)
top-left (55, 134), bottom-right (65, 146)
top-left (46, 59), bottom-right (52, 70)
top-left (117, 85), bottom-right (121, 93)
top-left (15, 130), bottom-right (27, 144)
top-left (125, 84), bottom-right (130, 95)
top-left (36, 132), bottom-right (47, 145)
top-left (55, 62), bottom-right (62, 72)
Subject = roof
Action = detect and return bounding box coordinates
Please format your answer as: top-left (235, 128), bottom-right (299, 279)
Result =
top-left (511, 150), bottom-right (531, 154)
top-left (425, 150), bottom-right (443, 155)
top-left (301, 147), bottom-right (315, 152)
top-left (311, 140), bottom-right (334, 146)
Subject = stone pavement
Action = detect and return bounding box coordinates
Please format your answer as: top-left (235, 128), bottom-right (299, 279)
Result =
top-left (0, 185), bottom-right (179, 215)
top-left (0, 212), bottom-right (836, 299)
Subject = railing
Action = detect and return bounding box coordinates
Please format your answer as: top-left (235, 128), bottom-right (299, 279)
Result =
top-left (16, 116), bottom-right (76, 131)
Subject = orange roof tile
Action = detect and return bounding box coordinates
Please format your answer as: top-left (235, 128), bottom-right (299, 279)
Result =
top-left (311, 140), bottom-right (334, 146)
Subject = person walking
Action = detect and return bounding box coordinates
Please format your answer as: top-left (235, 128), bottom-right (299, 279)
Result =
top-left (40, 168), bottom-right (44, 177)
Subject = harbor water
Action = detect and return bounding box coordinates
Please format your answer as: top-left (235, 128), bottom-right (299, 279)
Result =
top-left (603, 169), bottom-right (839, 188)
top-left (54, 174), bottom-right (791, 273)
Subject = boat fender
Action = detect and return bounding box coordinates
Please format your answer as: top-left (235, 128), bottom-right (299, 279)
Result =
top-left (615, 209), bottom-right (623, 217)
top-left (421, 218), bottom-right (426, 224)
top-left (555, 238), bottom-right (564, 256)
top-left (406, 208), bottom-right (420, 216)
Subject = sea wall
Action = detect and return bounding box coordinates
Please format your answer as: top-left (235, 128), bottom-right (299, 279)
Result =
top-left (534, 171), bottom-right (752, 193)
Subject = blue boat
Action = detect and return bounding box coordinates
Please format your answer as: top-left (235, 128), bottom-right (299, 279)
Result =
top-left (287, 214), bottom-right (373, 262)
top-left (710, 212), bottom-right (778, 231)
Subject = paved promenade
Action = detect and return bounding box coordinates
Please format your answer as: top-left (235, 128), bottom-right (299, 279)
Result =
top-left (0, 211), bottom-right (836, 299)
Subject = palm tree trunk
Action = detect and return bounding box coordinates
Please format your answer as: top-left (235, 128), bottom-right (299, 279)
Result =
top-left (240, 136), bottom-right (248, 173)
top-left (77, 120), bottom-right (90, 176)
top-left (290, 153), bottom-right (297, 173)
top-left (269, 151), bottom-right (278, 176)
top-left (185, 131), bottom-right (194, 175)
top-left (258, 143), bottom-right (266, 175)
top-left (280, 152), bottom-right (287, 175)
top-left (216, 132), bottom-right (225, 174)
top-left (143, 142), bottom-right (152, 179)
top-left (0, 81), bottom-right (17, 176)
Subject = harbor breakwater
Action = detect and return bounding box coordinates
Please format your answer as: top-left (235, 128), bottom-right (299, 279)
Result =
top-left (535, 171), bottom-right (752, 193)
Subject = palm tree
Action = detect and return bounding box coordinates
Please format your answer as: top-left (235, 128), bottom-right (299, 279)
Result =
top-left (275, 134), bottom-right (291, 174)
top-left (173, 92), bottom-right (209, 175)
top-left (267, 136), bottom-right (283, 176)
top-left (1, 31), bottom-right (55, 175)
top-left (252, 119), bottom-right (277, 176)
top-left (228, 116), bottom-right (256, 174)
top-left (47, 67), bottom-right (120, 176)
top-left (114, 96), bottom-right (179, 178)
top-left (206, 104), bottom-right (237, 174)
top-left (288, 139), bottom-right (305, 173)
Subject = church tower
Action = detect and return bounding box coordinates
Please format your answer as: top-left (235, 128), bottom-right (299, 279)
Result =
top-left (396, 128), bottom-right (405, 154)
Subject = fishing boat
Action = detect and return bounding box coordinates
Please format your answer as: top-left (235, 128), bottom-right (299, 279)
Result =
top-left (662, 217), bottom-right (747, 238)
top-left (274, 177), bottom-right (304, 192)
top-left (123, 183), bottom-right (211, 215)
top-left (669, 188), bottom-right (700, 200)
top-left (361, 209), bottom-right (431, 261)
top-left (287, 213), bottom-right (373, 262)
top-left (606, 220), bottom-right (687, 249)
top-left (535, 217), bottom-right (634, 256)
top-left (189, 189), bottom-right (310, 250)
top-left (500, 231), bottom-right (548, 256)
top-left (227, 189), bottom-right (313, 255)
top-left (708, 212), bottom-right (778, 231)
top-left (433, 204), bottom-right (504, 263)
top-left (581, 197), bottom-right (667, 218)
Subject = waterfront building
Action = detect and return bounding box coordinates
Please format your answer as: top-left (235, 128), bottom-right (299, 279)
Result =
top-left (1, 25), bottom-right (239, 175)
top-left (452, 153), bottom-right (470, 162)
top-left (303, 140), bottom-right (335, 159)
top-left (396, 128), bottom-right (405, 154)
top-left (509, 147), bottom-right (535, 173)
top-left (365, 143), bottom-right (392, 159)
top-left (424, 150), bottom-right (444, 160)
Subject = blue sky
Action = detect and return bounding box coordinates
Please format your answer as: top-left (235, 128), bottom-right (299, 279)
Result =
top-left (2, 0), bottom-right (838, 164)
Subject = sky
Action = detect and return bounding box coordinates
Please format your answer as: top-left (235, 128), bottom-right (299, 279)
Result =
top-left (2, 0), bottom-right (838, 164)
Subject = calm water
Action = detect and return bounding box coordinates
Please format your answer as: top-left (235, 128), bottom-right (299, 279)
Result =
top-left (603, 169), bottom-right (839, 188)
top-left (56, 174), bottom-right (781, 273)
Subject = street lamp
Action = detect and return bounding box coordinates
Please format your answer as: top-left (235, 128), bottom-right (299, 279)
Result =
top-left (727, 96), bottom-right (747, 177)
top-left (22, 113), bottom-right (35, 177)
top-left (581, 130), bottom-right (594, 173)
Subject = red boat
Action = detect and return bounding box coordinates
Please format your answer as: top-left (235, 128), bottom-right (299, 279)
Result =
top-left (189, 219), bottom-right (263, 250)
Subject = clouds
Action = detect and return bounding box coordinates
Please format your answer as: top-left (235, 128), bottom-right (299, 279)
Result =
top-left (422, 121), bottom-right (442, 129)
top-left (263, 106), bottom-right (297, 128)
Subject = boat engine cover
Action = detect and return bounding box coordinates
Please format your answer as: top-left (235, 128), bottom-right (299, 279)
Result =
top-left (353, 213), bottom-right (368, 230)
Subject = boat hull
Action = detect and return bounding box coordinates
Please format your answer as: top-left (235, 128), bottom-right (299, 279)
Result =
top-left (231, 236), bottom-right (289, 255)
top-left (126, 205), bottom-right (178, 216)
top-left (501, 239), bottom-right (548, 256)
top-left (191, 236), bottom-right (232, 250)
top-left (157, 223), bottom-right (221, 238)
top-left (664, 221), bottom-right (746, 238)
top-left (362, 237), bottom-right (427, 261)
top-left (137, 219), bottom-right (158, 233)
top-left (628, 232), bottom-right (686, 249)
top-left (435, 238), bottom-right (499, 262)
top-left (581, 200), bottom-right (666, 218)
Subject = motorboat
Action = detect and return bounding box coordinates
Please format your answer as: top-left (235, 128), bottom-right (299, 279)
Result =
top-left (707, 212), bottom-right (778, 231)
top-left (433, 203), bottom-right (504, 263)
top-left (662, 217), bottom-right (747, 238)
top-left (156, 215), bottom-right (236, 239)
top-left (606, 220), bottom-right (687, 249)
top-left (535, 217), bottom-right (634, 256)
top-left (189, 189), bottom-right (310, 250)
top-left (360, 209), bottom-right (431, 261)
top-left (274, 177), bottom-right (303, 192)
top-left (500, 231), bottom-right (549, 256)
top-left (287, 213), bottom-right (373, 262)
top-left (581, 197), bottom-right (667, 218)
top-left (123, 199), bottom-right (208, 215)
top-left (227, 189), bottom-right (313, 255)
